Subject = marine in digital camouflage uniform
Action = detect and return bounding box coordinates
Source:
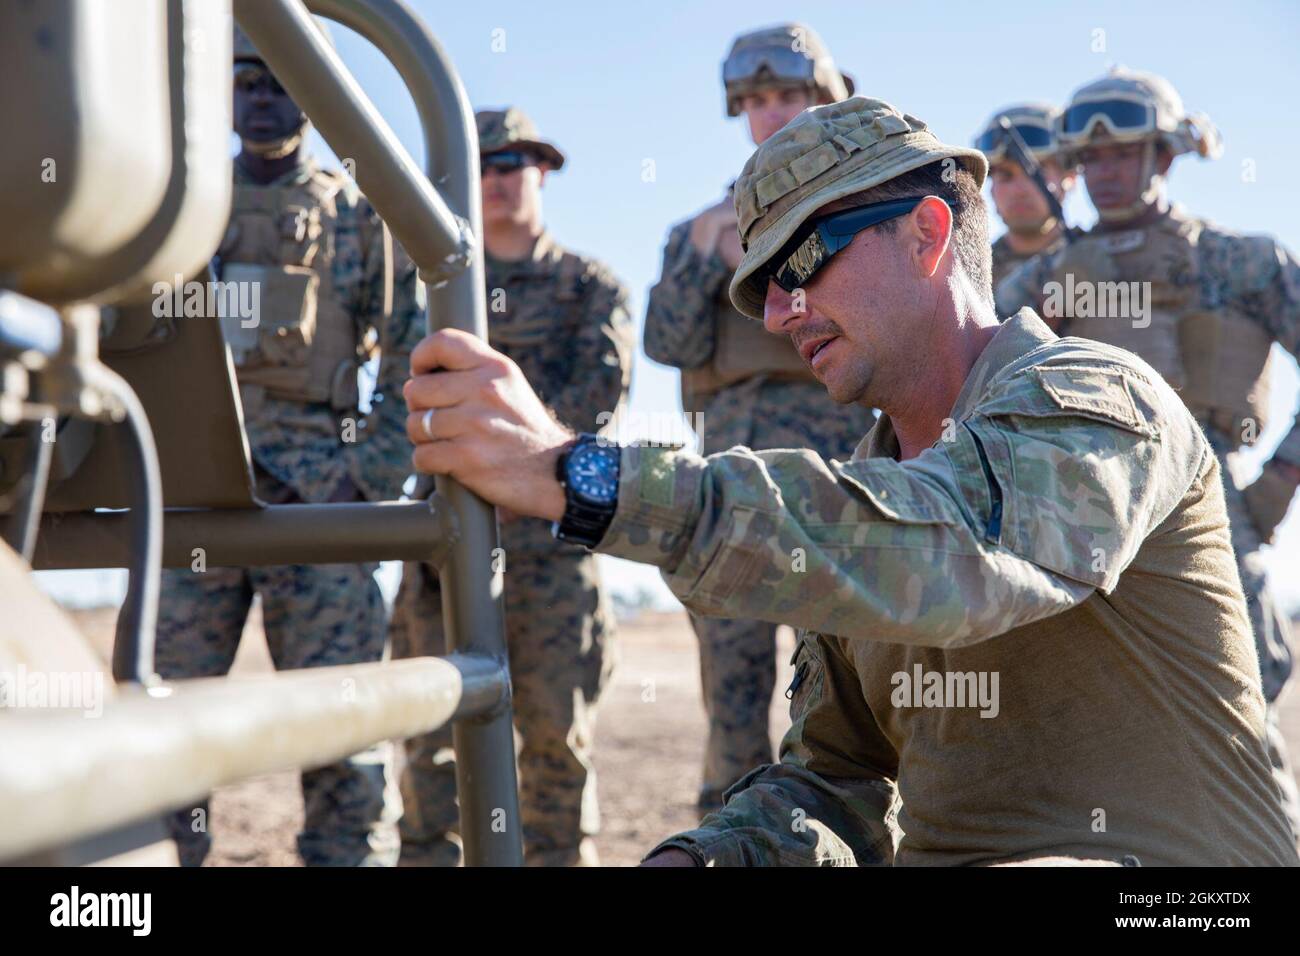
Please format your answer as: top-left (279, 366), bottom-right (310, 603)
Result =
top-left (971, 103), bottom-right (1077, 287)
top-left (389, 108), bottom-right (633, 867)
top-left (644, 23), bottom-right (874, 810)
top-left (402, 96), bottom-right (1300, 866)
top-left (152, 27), bottom-right (424, 867)
top-left (996, 68), bottom-right (1300, 840)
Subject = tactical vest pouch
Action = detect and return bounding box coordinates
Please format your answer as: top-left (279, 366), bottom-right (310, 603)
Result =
top-left (680, 295), bottom-right (817, 410)
top-left (219, 262), bottom-right (319, 399)
top-left (1057, 230), bottom-right (1188, 390)
top-left (713, 305), bottom-right (815, 383)
top-left (1179, 309), bottom-right (1272, 441)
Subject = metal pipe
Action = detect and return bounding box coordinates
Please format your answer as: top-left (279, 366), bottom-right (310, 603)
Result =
top-left (292, 0), bottom-right (522, 867)
top-left (82, 362), bottom-right (162, 686)
top-left (231, 0), bottom-right (469, 278)
top-left (0, 654), bottom-right (508, 862)
top-left (3, 421), bottom-right (52, 562)
top-left (33, 498), bottom-right (454, 569)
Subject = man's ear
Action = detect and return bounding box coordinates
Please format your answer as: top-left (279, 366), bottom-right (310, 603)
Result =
top-left (911, 195), bottom-right (953, 278)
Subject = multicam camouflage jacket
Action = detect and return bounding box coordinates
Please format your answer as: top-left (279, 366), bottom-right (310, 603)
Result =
top-left (219, 157), bottom-right (426, 504)
top-left (644, 217), bottom-right (873, 458)
top-left (486, 231), bottom-right (633, 552)
top-left (598, 309), bottom-right (1298, 866)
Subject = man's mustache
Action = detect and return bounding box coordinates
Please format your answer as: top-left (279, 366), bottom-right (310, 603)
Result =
top-left (790, 320), bottom-right (843, 350)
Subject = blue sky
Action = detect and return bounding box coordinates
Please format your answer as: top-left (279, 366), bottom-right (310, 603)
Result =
top-left (39, 0), bottom-right (1300, 610)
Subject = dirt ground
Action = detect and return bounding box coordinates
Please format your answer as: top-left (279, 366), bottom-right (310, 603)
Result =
top-left (71, 605), bottom-right (796, 867)
top-left (71, 605), bottom-right (1300, 867)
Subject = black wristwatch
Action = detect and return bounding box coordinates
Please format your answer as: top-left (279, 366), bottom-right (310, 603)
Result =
top-left (553, 433), bottom-right (621, 548)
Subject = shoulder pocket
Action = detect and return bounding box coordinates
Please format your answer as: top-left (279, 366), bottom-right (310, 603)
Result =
top-left (971, 368), bottom-right (1162, 593)
top-left (1033, 365), bottom-right (1159, 437)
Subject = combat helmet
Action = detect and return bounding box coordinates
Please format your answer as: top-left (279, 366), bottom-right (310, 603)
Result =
top-left (723, 23), bottom-right (854, 118)
top-left (1059, 67), bottom-right (1221, 160)
top-left (973, 102), bottom-right (1063, 166)
top-left (1058, 67), bottom-right (1221, 221)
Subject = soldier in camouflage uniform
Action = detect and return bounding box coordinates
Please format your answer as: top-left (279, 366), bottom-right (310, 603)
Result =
top-left (151, 27), bottom-right (424, 867)
top-left (644, 23), bottom-right (874, 810)
top-left (996, 68), bottom-right (1300, 840)
top-left (402, 96), bottom-right (1300, 867)
top-left (388, 108), bottom-right (633, 867)
top-left (972, 103), bottom-right (1077, 287)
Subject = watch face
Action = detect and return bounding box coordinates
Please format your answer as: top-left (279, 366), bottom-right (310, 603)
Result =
top-left (567, 443), bottom-right (619, 505)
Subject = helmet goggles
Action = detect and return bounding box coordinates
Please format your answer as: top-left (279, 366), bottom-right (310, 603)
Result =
top-left (724, 44), bottom-right (818, 87)
top-left (1059, 93), bottom-right (1158, 147)
top-left (975, 118), bottom-right (1056, 164)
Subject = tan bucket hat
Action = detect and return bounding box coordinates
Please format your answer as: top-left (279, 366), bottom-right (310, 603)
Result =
top-left (475, 107), bottom-right (566, 170)
top-left (729, 96), bottom-right (987, 319)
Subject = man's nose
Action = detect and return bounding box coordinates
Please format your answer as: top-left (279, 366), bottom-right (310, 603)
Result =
top-left (762, 281), bottom-right (801, 335)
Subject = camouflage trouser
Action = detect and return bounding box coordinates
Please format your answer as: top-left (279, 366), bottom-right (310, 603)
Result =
top-left (153, 560), bottom-right (400, 867)
top-left (389, 549), bottom-right (614, 866)
top-left (1205, 425), bottom-right (1299, 842)
top-left (690, 613), bottom-right (779, 811)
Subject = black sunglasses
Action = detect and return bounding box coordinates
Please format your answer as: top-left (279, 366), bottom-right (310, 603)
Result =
top-left (480, 150), bottom-right (536, 175)
top-left (765, 197), bottom-right (928, 292)
top-left (234, 63), bottom-right (287, 97)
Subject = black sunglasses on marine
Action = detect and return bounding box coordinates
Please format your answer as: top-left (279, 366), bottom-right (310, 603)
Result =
top-left (233, 63), bottom-right (286, 97)
top-left (765, 196), bottom-right (930, 293)
top-left (480, 150), bottom-right (535, 175)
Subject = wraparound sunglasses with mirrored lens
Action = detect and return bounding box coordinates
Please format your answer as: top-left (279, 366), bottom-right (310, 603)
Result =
top-left (765, 197), bottom-right (928, 293)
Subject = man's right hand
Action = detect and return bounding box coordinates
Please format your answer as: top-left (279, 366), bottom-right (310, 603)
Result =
top-left (404, 329), bottom-right (573, 523)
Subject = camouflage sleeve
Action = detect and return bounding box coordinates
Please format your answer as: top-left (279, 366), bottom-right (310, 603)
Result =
top-left (598, 361), bottom-right (1197, 646)
top-left (345, 199), bottom-right (426, 501)
top-left (642, 220), bottom-right (728, 369)
top-left (545, 270), bottom-right (634, 434)
top-left (646, 631), bottom-right (897, 866)
top-left (1223, 235), bottom-right (1300, 469)
top-left (1219, 233), bottom-right (1300, 352)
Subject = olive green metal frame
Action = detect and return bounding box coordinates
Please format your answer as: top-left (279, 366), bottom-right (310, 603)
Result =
top-left (0, 0), bottom-right (523, 869)
top-left (0, 654), bottom-right (508, 862)
top-left (231, 0), bottom-right (523, 867)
